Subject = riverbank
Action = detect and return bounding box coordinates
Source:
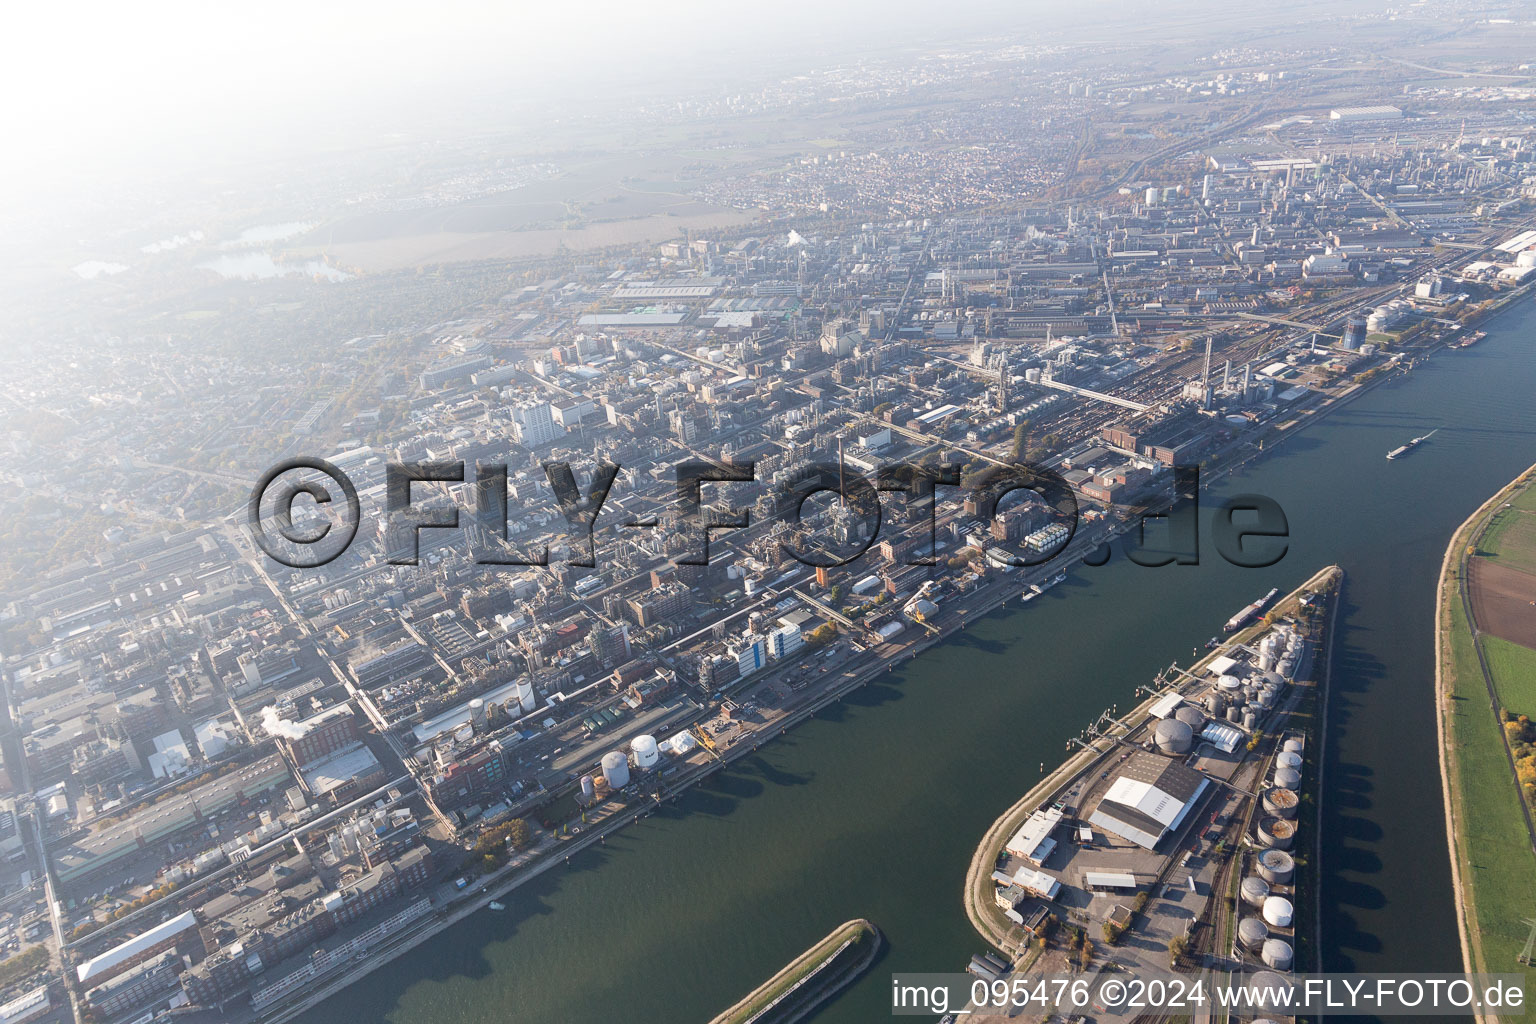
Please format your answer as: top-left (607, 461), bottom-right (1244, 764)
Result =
top-left (1436, 460), bottom-right (1536, 1024)
top-left (707, 919), bottom-right (880, 1024)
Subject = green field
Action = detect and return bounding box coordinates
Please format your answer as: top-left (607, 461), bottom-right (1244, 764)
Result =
top-left (1479, 507), bottom-right (1536, 578)
top-left (1444, 592), bottom-right (1536, 988)
top-left (1486, 636), bottom-right (1536, 719)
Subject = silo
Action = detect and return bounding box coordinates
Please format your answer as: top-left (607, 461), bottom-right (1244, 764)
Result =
top-left (1154, 719), bottom-right (1194, 755)
top-left (1261, 787), bottom-right (1299, 820)
top-left (1261, 938), bottom-right (1295, 971)
top-left (1176, 706), bottom-right (1205, 730)
top-left (1257, 849), bottom-right (1295, 884)
top-left (468, 698), bottom-right (486, 731)
top-left (1240, 875), bottom-right (1270, 907)
top-left (1283, 738), bottom-right (1304, 754)
top-left (1238, 916), bottom-right (1268, 950)
top-left (579, 774), bottom-right (596, 803)
top-left (631, 734), bottom-right (660, 769)
top-left (1145, 186), bottom-right (1160, 207)
top-left (601, 750), bottom-right (631, 790)
top-left (513, 679), bottom-right (538, 714)
top-left (1256, 816), bottom-right (1295, 850)
top-left (1276, 751), bottom-right (1303, 771)
top-left (1273, 767), bottom-right (1301, 790)
top-left (1262, 895), bottom-right (1295, 928)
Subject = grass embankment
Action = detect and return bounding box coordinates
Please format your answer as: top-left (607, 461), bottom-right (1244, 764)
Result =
top-left (1438, 466), bottom-right (1536, 1013)
top-left (709, 919), bottom-right (879, 1024)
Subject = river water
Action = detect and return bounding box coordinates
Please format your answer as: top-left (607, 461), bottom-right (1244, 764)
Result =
top-left (298, 305), bottom-right (1536, 1024)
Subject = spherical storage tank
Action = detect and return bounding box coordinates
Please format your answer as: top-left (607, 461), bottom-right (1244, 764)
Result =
top-left (1238, 916), bottom-right (1269, 950)
top-left (1175, 706), bottom-right (1205, 730)
top-left (631, 734), bottom-right (659, 769)
top-left (601, 750), bottom-right (631, 790)
top-left (1262, 938), bottom-right (1295, 971)
top-left (1262, 895), bottom-right (1295, 928)
top-left (1154, 718), bottom-right (1194, 754)
top-left (1273, 767), bottom-right (1301, 790)
top-left (1256, 816), bottom-right (1295, 850)
top-left (1257, 848), bottom-right (1295, 884)
top-left (1262, 786), bottom-right (1299, 819)
top-left (1240, 875), bottom-right (1270, 907)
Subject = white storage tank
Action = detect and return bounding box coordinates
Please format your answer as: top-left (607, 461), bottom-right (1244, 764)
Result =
top-left (1276, 751), bottom-right (1303, 771)
top-left (1240, 875), bottom-right (1270, 907)
top-left (1154, 718), bottom-right (1194, 755)
top-left (1262, 895), bottom-right (1295, 928)
top-left (1273, 767), bottom-right (1301, 790)
top-left (468, 698), bottom-right (486, 730)
top-left (601, 750), bottom-right (631, 790)
top-left (1262, 938), bottom-right (1295, 971)
top-left (1258, 849), bottom-right (1295, 884)
top-left (1256, 816), bottom-right (1295, 850)
top-left (580, 774), bottom-right (596, 803)
top-left (1238, 916), bottom-right (1268, 950)
top-left (514, 679), bottom-right (538, 714)
top-left (631, 734), bottom-right (660, 769)
top-left (1283, 738), bottom-right (1304, 754)
top-left (1262, 787), bottom-right (1299, 820)
top-left (1218, 674), bottom-right (1242, 692)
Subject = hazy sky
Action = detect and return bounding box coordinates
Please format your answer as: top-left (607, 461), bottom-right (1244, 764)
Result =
top-left (0, 0), bottom-right (1107, 195)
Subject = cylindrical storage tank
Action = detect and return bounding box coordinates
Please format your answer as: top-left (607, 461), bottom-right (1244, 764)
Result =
top-left (1283, 738), bottom-right (1304, 754)
top-left (1257, 849), bottom-right (1295, 884)
top-left (1219, 674), bottom-right (1242, 692)
top-left (1240, 875), bottom-right (1270, 907)
top-left (514, 679), bottom-right (537, 714)
top-left (601, 750), bottom-right (631, 790)
top-left (1175, 706), bottom-right (1205, 730)
top-left (1243, 710), bottom-right (1258, 731)
top-left (1155, 718), bottom-right (1194, 755)
top-left (1258, 651), bottom-right (1276, 672)
top-left (1227, 705), bottom-right (1243, 724)
top-left (1246, 973), bottom-right (1293, 1012)
top-left (1238, 916), bottom-right (1268, 950)
top-left (1261, 938), bottom-right (1295, 971)
top-left (1262, 895), bottom-right (1295, 928)
top-left (468, 698), bottom-right (486, 730)
top-left (1276, 751), bottom-right (1303, 771)
top-left (1256, 816), bottom-right (1295, 850)
top-left (1205, 693), bottom-right (1226, 716)
top-left (1262, 787), bottom-right (1299, 819)
top-left (580, 774), bottom-right (596, 803)
top-left (1258, 689), bottom-right (1276, 709)
top-left (1265, 670), bottom-right (1286, 689)
top-left (1273, 767), bottom-right (1301, 790)
top-left (631, 734), bottom-right (660, 769)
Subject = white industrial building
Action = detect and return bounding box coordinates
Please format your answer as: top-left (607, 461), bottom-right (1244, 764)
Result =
top-left (1086, 753), bottom-right (1209, 851)
top-left (1004, 805), bottom-right (1063, 865)
top-left (1328, 105), bottom-right (1402, 122)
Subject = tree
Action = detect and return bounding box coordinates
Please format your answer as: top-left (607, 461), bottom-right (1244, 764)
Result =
top-left (1010, 420), bottom-right (1032, 460)
top-left (1168, 935), bottom-right (1190, 966)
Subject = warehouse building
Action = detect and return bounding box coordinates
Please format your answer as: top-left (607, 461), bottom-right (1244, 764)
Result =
top-left (1086, 752), bottom-right (1209, 851)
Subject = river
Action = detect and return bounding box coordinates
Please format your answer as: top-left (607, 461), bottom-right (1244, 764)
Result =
top-left (297, 304), bottom-right (1536, 1024)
